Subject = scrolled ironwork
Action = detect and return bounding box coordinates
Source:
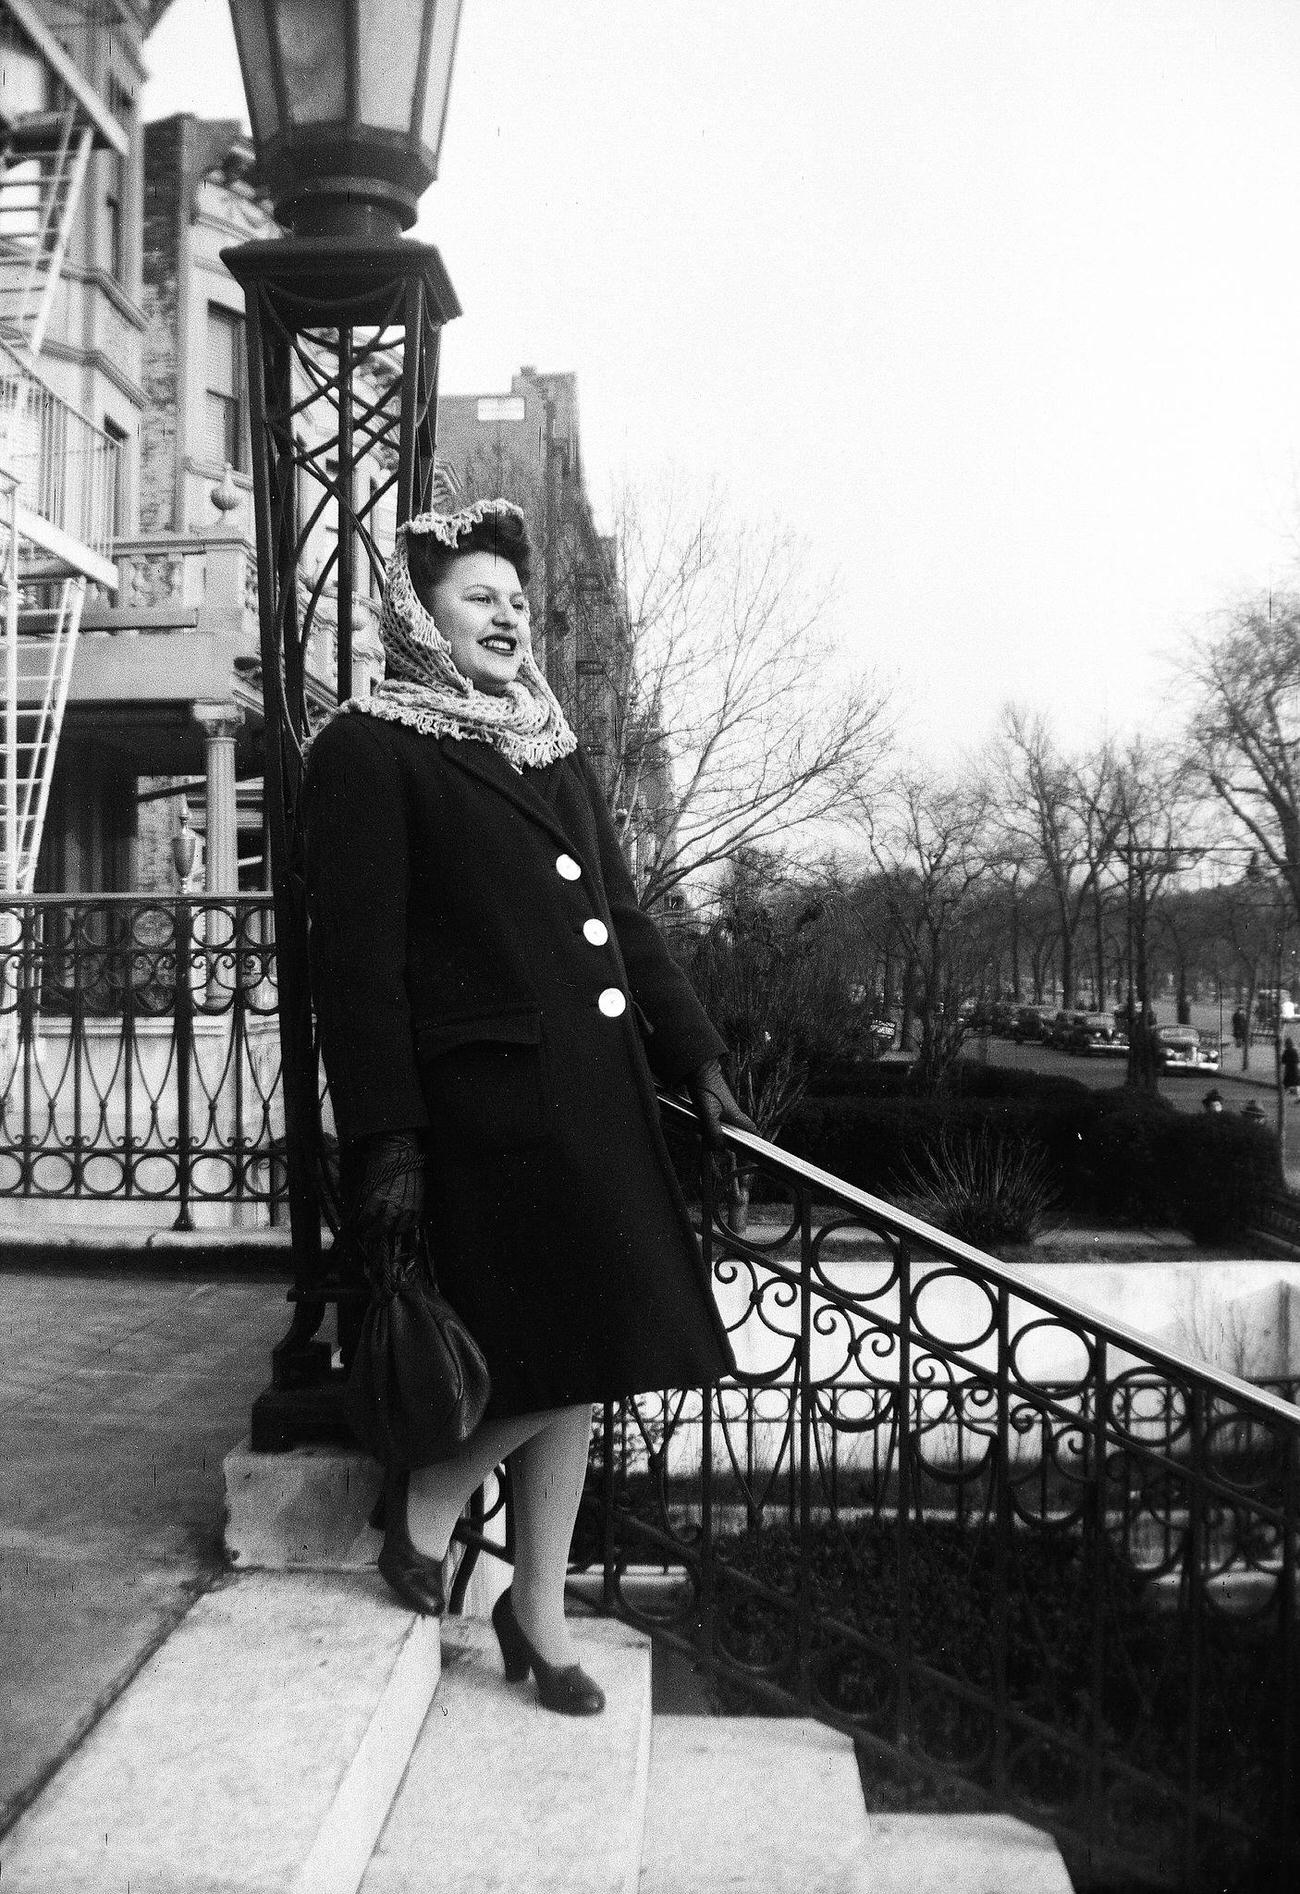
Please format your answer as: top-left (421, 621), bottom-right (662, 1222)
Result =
top-left (4, 890), bottom-right (1298, 1882)
top-left (584, 1096), bottom-right (1300, 1892)
top-left (0, 894), bottom-right (283, 1222)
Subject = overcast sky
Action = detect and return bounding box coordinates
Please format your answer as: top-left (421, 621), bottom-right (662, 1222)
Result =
top-left (145, 0), bottom-right (1300, 758)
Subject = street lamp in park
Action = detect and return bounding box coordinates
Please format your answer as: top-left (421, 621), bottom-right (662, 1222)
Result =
top-left (223, 0), bottom-right (464, 1445)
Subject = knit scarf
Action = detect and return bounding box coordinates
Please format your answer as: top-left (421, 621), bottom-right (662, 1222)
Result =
top-left (336, 500), bottom-right (577, 771)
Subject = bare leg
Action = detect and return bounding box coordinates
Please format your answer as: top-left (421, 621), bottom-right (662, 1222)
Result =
top-left (507, 1405), bottom-right (593, 1668)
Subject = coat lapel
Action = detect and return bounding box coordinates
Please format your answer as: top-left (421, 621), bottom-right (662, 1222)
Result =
top-left (440, 739), bottom-right (584, 860)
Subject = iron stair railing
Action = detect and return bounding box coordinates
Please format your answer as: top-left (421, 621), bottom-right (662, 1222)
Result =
top-left (570, 1096), bottom-right (1298, 1894)
top-left (0, 889), bottom-right (1292, 1883)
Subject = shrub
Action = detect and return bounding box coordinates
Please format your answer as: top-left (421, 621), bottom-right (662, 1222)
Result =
top-left (778, 1082), bottom-right (1280, 1243)
top-left (806, 1056), bottom-right (1089, 1104)
top-left (1151, 1109), bottom-right (1282, 1244)
top-left (904, 1125), bottom-right (1057, 1248)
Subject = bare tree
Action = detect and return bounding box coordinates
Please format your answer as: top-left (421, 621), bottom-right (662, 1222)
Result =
top-left (1111, 739), bottom-right (1202, 1091)
top-left (603, 478), bottom-right (892, 908)
top-left (1189, 882), bottom-right (1268, 1071)
top-left (676, 850), bottom-right (879, 1225)
top-left (1189, 595), bottom-right (1300, 918)
top-left (679, 849), bottom-right (870, 1137)
top-left (865, 766), bottom-right (996, 1090)
top-left (993, 709), bottom-right (1123, 1005)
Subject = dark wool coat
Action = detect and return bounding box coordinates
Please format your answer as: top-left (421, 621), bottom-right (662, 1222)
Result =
top-left (303, 712), bottom-right (736, 1418)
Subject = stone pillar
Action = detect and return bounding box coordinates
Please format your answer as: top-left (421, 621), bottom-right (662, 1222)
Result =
top-left (193, 704), bottom-right (242, 895)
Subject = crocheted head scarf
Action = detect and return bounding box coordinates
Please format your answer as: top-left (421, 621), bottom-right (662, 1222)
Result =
top-left (337, 498), bottom-right (577, 770)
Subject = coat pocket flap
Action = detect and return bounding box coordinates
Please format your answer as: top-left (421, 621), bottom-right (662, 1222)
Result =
top-left (415, 1009), bottom-right (542, 1060)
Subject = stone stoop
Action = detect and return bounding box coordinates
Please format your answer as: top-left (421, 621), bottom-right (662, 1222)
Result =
top-left (640, 1717), bottom-right (1076, 1894)
top-left (359, 1617), bottom-right (653, 1894)
top-left (224, 1440), bottom-right (511, 1619)
top-left (0, 1571), bottom-right (441, 1894)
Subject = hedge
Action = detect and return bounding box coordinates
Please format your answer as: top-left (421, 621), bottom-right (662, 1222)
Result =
top-left (777, 1080), bottom-right (1281, 1244)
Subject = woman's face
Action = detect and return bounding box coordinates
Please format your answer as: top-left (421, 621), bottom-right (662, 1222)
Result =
top-left (429, 550), bottom-right (531, 695)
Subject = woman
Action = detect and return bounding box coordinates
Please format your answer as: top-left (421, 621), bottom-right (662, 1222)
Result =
top-left (303, 498), bottom-right (753, 1716)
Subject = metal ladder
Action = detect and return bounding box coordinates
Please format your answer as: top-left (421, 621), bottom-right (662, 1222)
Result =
top-left (0, 102), bottom-right (94, 362)
top-left (0, 3), bottom-right (126, 894)
top-left (0, 478), bottom-right (83, 892)
top-left (0, 0), bottom-right (121, 372)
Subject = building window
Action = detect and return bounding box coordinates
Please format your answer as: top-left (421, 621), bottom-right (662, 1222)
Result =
top-left (205, 305), bottom-right (248, 471)
top-left (105, 78), bottom-right (132, 284)
top-left (105, 177), bottom-right (122, 281)
top-left (103, 417), bottom-right (128, 535)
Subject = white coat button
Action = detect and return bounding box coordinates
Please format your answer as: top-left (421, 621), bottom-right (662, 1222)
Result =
top-left (556, 853), bottom-right (581, 880)
top-left (598, 987), bottom-right (627, 1018)
top-left (583, 918), bottom-right (609, 946)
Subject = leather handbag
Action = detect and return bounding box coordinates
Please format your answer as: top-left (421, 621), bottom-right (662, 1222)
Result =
top-left (344, 1231), bottom-right (491, 1468)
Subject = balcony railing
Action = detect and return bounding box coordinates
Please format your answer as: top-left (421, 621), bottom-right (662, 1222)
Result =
top-left (99, 531), bottom-right (379, 697)
top-left (568, 1100), bottom-right (1300, 1893)
top-left (0, 338), bottom-right (118, 577)
top-left (0, 895), bottom-right (284, 1220)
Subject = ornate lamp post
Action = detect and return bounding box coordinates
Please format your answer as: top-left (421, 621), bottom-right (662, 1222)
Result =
top-left (223, 0), bottom-right (464, 1445)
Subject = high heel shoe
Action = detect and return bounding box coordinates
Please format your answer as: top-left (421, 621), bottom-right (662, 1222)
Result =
top-left (375, 1466), bottom-right (445, 1617)
top-left (490, 1586), bottom-right (605, 1716)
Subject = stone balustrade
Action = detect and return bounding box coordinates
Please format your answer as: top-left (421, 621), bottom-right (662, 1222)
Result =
top-left (90, 531), bottom-right (382, 694)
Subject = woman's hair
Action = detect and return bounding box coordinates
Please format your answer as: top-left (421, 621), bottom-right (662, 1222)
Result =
top-left (406, 505), bottom-right (533, 606)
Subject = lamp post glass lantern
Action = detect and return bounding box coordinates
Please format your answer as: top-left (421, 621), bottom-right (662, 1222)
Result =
top-left (224, 0), bottom-right (463, 1441)
top-left (228, 0), bottom-right (464, 237)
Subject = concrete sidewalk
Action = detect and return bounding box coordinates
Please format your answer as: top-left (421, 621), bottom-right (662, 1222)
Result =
top-left (0, 1269), bottom-right (289, 1834)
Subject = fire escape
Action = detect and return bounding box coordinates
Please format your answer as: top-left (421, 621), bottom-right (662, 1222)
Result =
top-left (0, 0), bottom-right (122, 894)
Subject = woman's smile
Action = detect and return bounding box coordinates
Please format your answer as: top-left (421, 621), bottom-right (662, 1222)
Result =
top-left (429, 550), bottom-right (531, 694)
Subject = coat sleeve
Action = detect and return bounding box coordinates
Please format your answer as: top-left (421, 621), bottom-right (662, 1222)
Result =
top-left (302, 716), bottom-right (430, 1144)
top-left (576, 748), bottom-right (726, 1086)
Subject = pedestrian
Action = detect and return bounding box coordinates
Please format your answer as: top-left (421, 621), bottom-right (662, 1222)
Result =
top-left (303, 499), bottom-right (754, 1716)
top-left (1283, 1035), bottom-right (1300, 1097)
top-left (1202, 1089), bottom-right (1224, 1113)
top-left (1232, 1006), bottom-right (1247, 1048)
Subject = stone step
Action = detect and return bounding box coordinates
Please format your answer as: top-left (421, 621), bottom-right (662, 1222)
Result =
top-left (224, 1440), bottom-right (510, 1619)
top-left (639, 1716), bottom-right (1074, 1894)
top-left (850, 1813), bottom-right (1076, 1894)
top-left (359, 1616), bottom-right (652, 1894)
top-left (0, 1571), bottom-right (440, 1894)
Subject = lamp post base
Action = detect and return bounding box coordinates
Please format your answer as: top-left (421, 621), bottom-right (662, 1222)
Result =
top-left (225, 234), bottom-right (459, 1451)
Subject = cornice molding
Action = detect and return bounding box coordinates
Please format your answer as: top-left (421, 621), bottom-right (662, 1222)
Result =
top-left (39, 340), bottom-right (145, 410)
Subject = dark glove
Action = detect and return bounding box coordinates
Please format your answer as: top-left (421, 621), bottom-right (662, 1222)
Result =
top-left (687, 1058), bottom-right (758, 1150)
top-left (347, 1129), bottom-right (428, 1291)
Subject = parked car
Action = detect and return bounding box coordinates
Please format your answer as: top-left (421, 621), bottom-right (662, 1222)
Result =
top-left (1071, 1012), bottom-right (1128, 1055)
top-left (1255, 988), bottom-right (1297, 1026)
top-left (1154, 1024), bottom-right (1211, 1070)
top-left (1012, 1004), bottom-right (1051, 1043)
top-left (989, 1001), bottom-right (1020, 1038)
top-left (1047, 1009), bottom-right (1087, 1050)
top-left (868, 1017), bottom-right (897, 1051)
